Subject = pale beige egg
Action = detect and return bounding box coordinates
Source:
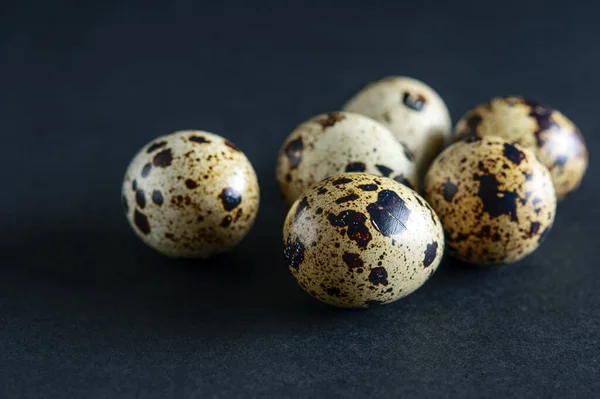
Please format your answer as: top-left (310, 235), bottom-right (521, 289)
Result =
top-left (284, 173), bottom-right (444, 308)
top-left (276, 111), bottom-right (417, 207)
top-left (425, 136), bottom-right (556, 265)
top-left (343, 76), bottom-right (451, 175)
top-left (122, 130), bottom-right (259, 258)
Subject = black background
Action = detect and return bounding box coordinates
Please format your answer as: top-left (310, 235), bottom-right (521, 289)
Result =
top-left (2, 1), bottom-right (599, 398)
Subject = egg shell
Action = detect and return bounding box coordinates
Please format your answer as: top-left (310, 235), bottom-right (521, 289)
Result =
top-left (283, 172), bottom-right (444, 308)
top-left (424, 136), bottom-right (556, 265)
top-left (122, 130), bottom-right (259, 258)
top-left (453, 96), bottom-right (588, 199)
top-left (276, 111), bottom-right (418, 207)
top-left (342, 76), bottom-right (452, 174)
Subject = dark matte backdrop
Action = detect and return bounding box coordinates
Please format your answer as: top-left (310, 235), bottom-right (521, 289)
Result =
top-left (1, 1), bottom-right (599, 398)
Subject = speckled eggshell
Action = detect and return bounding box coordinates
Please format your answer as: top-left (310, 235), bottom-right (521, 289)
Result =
top-left (453, 96), bottom-right (588, 199)
top-left (276, 111), bottom-right (418, 207)
top-left (283, 172), bottom-right (444, 308)
top-left (342, 76), bottom-right (452, 174)
top-left (424, 136), bottom-right (556, 265)
top-left (122, 130), bottom-right (259, 258)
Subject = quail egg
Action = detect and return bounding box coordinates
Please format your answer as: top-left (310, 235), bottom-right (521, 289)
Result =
top-left (283, 172), bottom-right (444, 308)
top-left (453, 96), bottom-right (588, 199)
top-left (342, 76), bottom-right (452, 174)
top-left (122, 130), bottom-right (260, 258)
top-left (424, 136), bottom-right (556, 265)
top-left (276, 111), bottom-right (418, 206)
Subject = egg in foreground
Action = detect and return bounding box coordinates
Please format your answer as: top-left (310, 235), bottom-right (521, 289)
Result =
top-left (343, 76), bottom-right (452, 174)
top-left (283, 173), bottom-right (444, 308)
top-left (122, 130), bottom-right (259, 258)
top-left (276, 111), bottom-right (417, 206)
top-left (453, 96), bottom-right (588, 199)
top-left (425, 136), bottom-right (556, 265)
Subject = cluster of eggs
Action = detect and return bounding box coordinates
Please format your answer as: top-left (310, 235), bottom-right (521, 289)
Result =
top-left (122, 77), bottom-right (588, 309)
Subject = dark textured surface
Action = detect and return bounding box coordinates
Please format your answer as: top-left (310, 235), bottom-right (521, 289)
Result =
top-left (1, 1), bottom-right (599, 398)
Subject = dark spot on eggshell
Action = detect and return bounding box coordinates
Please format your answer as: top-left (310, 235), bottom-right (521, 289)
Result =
top-left (503, 143), bottom-right (526, 165)
top-left (122, 195), bottom-right (129, 214)
top-left (393, 175), bottom-right (413, 190)
top-left (476, 174), bottom-right (520, 222)
top-left (153, 149), bottom-right (173, 167)
top-left (401, 142), bottom-right (414, 161)
top-left (317, 187), bottom-right (328, 195)
top-left (326, 287), bottom-right (344, 297)
top-left (295, 197), bottom-right (310, 221)
top-left (316, 207), bottom-right (323, 215)
top-left (285, 173), bottom-right (292, 183)
top-left (529, 221), bottom-right (541, 236)
top-left (523, 99), bottom-right (556, 147)
top-left (185, 179), bottom-right (198, 189)
top-left (164, 233), bottom-right (177, 241)
top-left (151, 190), bottom-right (163, 205)
top-left (375, 165), bottom-right (393, 177)
top-left (135, 189), bottom-right (146, 209)
top-left (147, 141), bottom-right (167, 153)
top-left (132, 180), bottom-right (137, 191)
top-left (141, 163), bottom-right (152, 178)
top-left (219, 187), bottom-right (242, 211)
top-left (365, 300), bottom-right (383, 307)
top-left (133, 210), bottom-right (150, 234)
top-left (342, 253), bottom-right (364, 270)
top-left (443, 180), bottom-right (458, 202)
top-left (423, 242), bottom-right (438, 267)
top-left (368, 267), bottom-right (389, 286)
top-left (327, 210), bottom-right (372, 248)
top-left (335, 193), bottom-right (359, 204)
top-left (459, 114), bottom-right (483, 140)
top-left (225, 140), bottom-right (241, 151)
top-left (332, 177), bottom-right (353, 186)
top-left (189, 135), bottom-right (211, 144)
top-left (492, 232), bottom-right (501, 241)
top-left (284, 137), bottom-right (304, 169)
top-left (402, 92), bottom-right (426, 111)
top-left (221, 215), bottom-right (232, 227)
top-left (284, 237), bottom-right (305, 271)
top-left (367, 190), bottom-right (410, 236)
top-left (358, 184), bottom-right (378, 191)
top-left (317, 112), bottom-right (345, 128)
top-left (345, 162), bottom-right (366, 172)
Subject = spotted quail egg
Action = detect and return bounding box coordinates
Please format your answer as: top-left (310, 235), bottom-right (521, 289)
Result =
top-left (276, 111), bottom-right (418, 207)
top-left (453, 96), bottom-right (588, 199)
top-left (342, 76), bottom-right (452, 174)
top-left (122, 130), bottom-right (260, 258)
top-left (424, 136), bottom-right (556, 265)
top-left (283, 172), bottom-right (444, 308)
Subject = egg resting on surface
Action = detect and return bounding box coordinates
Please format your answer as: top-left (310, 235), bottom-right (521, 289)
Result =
top-left (276, 111), bottom-right (418, 207)
top-left (283, 173), bottom-right (444, 308)
top-left (122, 130), bottom-right (259, 258)
top-left (342, 76), bottom-right (452, 175)
top-left (453, 96), bottom-right (588, 199)
top-left (424, 136), bottom-right (556, 265)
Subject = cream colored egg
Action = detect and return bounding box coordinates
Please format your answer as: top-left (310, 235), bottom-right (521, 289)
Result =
top-left (283, 173), bottom-right (444, 308)
top-left (424, 136), bottom-right (556, 265)
top-left (122, 130), bottom-right (259, 258)
top-left (343, 76), bottom-right (452, 174)
top-left (276, 111), bottom-right (417, 207)
top-left (453, 96), bottom-right (588, 199)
